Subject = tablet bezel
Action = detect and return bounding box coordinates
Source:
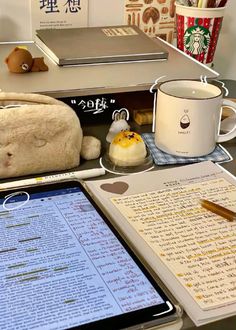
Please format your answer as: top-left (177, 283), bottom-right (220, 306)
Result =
top-left (0, 180), bottom-right (178, 330)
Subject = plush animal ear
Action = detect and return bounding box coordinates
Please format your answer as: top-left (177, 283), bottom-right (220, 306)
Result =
top-left (112, 108), bottom-right (129, 121)
top-left (4, 47), bottom-right (19, 64)
top-left (11, 47), bottom-right (21, 54)
top-left (112, 110), bottom-right (120, 121)
top-left (119, 108), bottom-right (129, 121)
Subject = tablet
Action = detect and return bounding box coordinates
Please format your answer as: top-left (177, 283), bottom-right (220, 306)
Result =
top-left (0, 180), bottom-right (178, 330)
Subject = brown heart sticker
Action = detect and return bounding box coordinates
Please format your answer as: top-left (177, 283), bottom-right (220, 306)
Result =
top-left (100, 181), bottom-right (129, 194)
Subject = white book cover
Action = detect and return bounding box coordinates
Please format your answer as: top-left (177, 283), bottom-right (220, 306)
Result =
top-left (30, 0), bottom-right (89, 38)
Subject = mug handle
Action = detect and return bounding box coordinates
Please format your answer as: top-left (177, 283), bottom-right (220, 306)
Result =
top-left (217, 99), bottom-right (236, 143)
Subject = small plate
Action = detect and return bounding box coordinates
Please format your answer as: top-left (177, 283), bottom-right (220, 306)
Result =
top-left (100, 149), bottom-right (154, 175)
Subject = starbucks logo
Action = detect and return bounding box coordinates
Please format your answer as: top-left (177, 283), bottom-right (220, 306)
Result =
top-left (184, 26), bottom-right (211, 56)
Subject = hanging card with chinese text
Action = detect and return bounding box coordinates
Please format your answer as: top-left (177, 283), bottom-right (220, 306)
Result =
top-left (30, 0), bottom-right (88, 38)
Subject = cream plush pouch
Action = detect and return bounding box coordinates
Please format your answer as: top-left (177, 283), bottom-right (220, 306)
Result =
top-left (0, 92), bottom-right (83, 179)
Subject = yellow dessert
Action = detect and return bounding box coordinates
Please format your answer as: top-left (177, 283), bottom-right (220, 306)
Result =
top-left (109, 131), bottom-right (147, 166)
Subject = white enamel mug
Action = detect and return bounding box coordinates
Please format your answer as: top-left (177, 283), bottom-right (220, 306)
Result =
top-left (155, 80), bottom-right (236, 157)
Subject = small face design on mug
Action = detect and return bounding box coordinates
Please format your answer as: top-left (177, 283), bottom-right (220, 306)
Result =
top-left (180, 114), bottom-right (190, 129)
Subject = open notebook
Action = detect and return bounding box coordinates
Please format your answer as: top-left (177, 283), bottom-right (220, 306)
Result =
top-left (85, 161), bottom-right (236, 326)
top-left (35, 25), bottom-right (168, 65)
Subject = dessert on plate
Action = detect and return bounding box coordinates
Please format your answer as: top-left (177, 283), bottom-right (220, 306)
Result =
top-left (109, 131), bottom-right (147, 166)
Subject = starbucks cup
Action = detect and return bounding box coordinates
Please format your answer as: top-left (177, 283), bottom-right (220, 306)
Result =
top-left (175, 3), bottom-right (226, 65)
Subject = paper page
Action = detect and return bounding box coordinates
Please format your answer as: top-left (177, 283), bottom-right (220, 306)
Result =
top-left (30, 0), bottom-right (88, 38)
top-left (111, 177), bottom-right (236, 310)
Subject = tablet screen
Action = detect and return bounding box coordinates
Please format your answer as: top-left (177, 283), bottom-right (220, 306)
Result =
top-left (0, 181), bottom-right (176, 330)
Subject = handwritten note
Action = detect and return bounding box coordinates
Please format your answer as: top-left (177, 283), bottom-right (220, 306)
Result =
top-left (111, 178), bottom-right (236, 310)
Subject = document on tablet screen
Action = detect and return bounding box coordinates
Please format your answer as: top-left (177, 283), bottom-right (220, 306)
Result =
top-left (0, 182), bottom-right (177, 330)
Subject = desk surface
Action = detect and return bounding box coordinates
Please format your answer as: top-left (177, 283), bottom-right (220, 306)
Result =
top-left (0, 38), bottom-right (234, 329)
top-left (0, 39), bottom-right (218, 98)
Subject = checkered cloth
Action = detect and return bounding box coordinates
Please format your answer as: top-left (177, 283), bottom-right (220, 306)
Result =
top-left (142, 133), bottom-right (232, 165)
